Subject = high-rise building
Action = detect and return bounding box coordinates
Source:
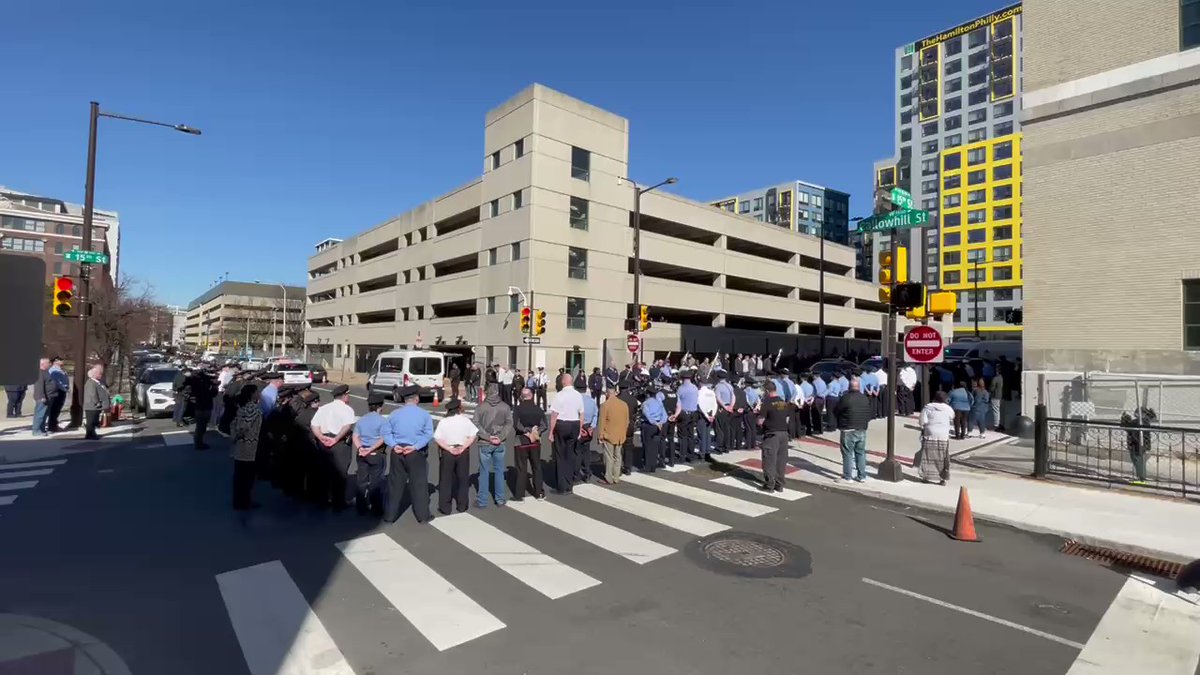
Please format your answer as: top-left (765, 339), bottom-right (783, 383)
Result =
top-left (870, 4), bottom-right (1024, 337)
top-left (711, 181), bottom-right (852, 245)
top-left (185, 281), bottom-right (306, 354)
top-left (0, 186), bottom-right (120, 284)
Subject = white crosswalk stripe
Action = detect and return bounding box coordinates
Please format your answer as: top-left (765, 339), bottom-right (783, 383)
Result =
top-left (0, 459), bottom-right (68, 470)
top-left (573, 483), bottom-right (729, 536)
top-left (0, 495), bottom-right (15, 506)
top-left (432, 512), bottom-right (600, 599)
top-left (0, 481), bottom-right (38, 491)
top-left (660, 464), bottom-right (693, 473)
top-left (0, 469), bottom-right (53, 480)
top-left (621, 472), bottom-right (777, 517)
top-left (0, 460), bottom-right (66, 509)
top-left (710, 475), bottom-right (811, 501)
top-left (336, 533), bottom-right (505, 651)
top-left (507, 498), bottom-right (675, 564)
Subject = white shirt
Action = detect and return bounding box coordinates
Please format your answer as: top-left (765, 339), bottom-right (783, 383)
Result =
top-left (434, 414), bottom-right (479, 447)
top-left (920, 402), bottom-right (955, 441)
top-left (875, 370), bottom-right (889, 387)
top-left (550, 387), bottom-right (585, 422)
top-left (501, 369), bottom-right (514, 385)
top-left (218, 369), bottom-right (233, 392)
top-left (697, 386), bottom-right (718, 417)
top-left (311, 399), bottom-right (357, 435)
top-left (900, 367), bottom-right (917, 389)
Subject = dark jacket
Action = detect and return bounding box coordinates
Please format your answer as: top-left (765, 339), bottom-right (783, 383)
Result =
top-left (473, 385), bottom-right (512, 447)
top-left (588, 373), bottom-right (603, 393)
top-left (35, 370), bottom-right (54, 401)
top-left (514, 399), bottom-right (546, 445)
top-left (758, 395), bottom-right (791, 433)
top-left (834, 391), bottom-right (873, 431)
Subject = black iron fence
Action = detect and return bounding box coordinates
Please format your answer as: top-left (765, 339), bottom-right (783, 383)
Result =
top-left (1033, 407), bottom-right (1200, 499)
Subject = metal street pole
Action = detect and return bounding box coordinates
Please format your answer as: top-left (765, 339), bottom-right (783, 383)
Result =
top-left (877, 194), bottom-right (904, 483)
top-left (818, 227), bottom-right (826, 358)
top-left (973, 260), bottom-right (981, 338)
top-left (623, 176), bottom-right (677, 365)
top-left (527, 289), bottom-right (535, 373)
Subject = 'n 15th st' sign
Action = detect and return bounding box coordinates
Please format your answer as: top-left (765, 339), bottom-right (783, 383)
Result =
top-left (856, 209), bottom-right (929, 234)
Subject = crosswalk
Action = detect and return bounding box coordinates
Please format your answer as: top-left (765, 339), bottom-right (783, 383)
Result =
top-left (216, 471), bottom-right (812, 672)
top-left (0, 459), bottom-right (67, 510)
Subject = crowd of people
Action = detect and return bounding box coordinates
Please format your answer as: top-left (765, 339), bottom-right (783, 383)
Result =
top-left (6, 356), bottom-right (112, 440)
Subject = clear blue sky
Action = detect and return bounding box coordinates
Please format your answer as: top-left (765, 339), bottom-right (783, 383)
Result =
top-left (1, 0), bottom-right (1006, 306)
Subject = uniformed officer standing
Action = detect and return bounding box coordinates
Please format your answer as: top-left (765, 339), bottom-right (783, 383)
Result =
top-left (640, 386), bottom-right (668, 472)
top-left (824, 372), bottom-right (844, 431)
top-left (713, 370), bottom-right (735, 453)
top-left (353, 392), bottom-right (388, 515)
top-left (799, 375), bottom-right (815, 436)
top-left (810, 373), bottom-right (827, 435)
top-left (675, 370), bottom-right (699, 462)
top-left (730, 378), bottom-right (749, 450)
top-left (742, 378), bottom-right (761, 449)
top-left (287, 389), bottom-right (320, 499)
top-left (311, 384), bottom-right (358, 512)
top-left (756, 380), bottom-right (791, 493)
top-left (435, 398), bottom-right (479, 514)
top-left (382, 384), bottom-right (434, 523)
top-left (659, 379), bottom-right (679, 466)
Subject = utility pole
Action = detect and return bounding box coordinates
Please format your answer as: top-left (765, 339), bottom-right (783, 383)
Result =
top-left (69, 102), bottom-right (100, 427)
top-left (877, 191), bottom-right (904, 483)
top-left (622, 175), bottom-right (678, 365)
top-left (527, 289), bottom-right (535, 373)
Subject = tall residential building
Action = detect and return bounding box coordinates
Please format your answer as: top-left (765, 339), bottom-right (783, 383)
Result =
top-left (305, 85), bottom-right (889, 375)
top-left (0, 186), bottom-right (120, 284)
top-left (871, 4), bottom-right (1024, 337)
top-left (185, 281), bottom-right (306, 354)
top-left (711, 181), bottom-right (852, 245)
top-left (1022, 0), bottom-right (1200, 374)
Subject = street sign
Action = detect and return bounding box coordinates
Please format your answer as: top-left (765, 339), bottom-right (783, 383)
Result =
top-left (626, 333), bottom-right (641, 354)
top-left (890, 187), bottom-right (913, 210)
top-left (904, 325), bottom-right (944, 364)
top-left (63, 250), bottom-right (109, 265)
top-left (856, 208), bottom-right (929, 234)
top-left (522, 336), bottom-right (541, 345)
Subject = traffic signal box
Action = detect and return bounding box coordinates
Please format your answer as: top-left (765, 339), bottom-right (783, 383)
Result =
top-left (639, 305), bottom-right (651, 332)
top-left (878, 246), bottom-right (908, 304)
top-left (520, 307), bottom-right (532, 333)
top-left (534, 309), bottom-right (546, 336)
top-left (52, 276), bottom-right (74, 316)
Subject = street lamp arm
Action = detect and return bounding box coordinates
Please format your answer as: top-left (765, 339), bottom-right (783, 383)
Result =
top-left (98, 109), bottom-right (202, 135)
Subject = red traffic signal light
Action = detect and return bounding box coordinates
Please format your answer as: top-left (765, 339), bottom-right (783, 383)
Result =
top-left (52, 276), bottom-right (75, 316)
top-left (520, 307), bottom-right (532, 333)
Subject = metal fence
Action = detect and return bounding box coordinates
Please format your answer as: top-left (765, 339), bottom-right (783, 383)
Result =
top-left (1039, 372), bottom-right (1200, 426)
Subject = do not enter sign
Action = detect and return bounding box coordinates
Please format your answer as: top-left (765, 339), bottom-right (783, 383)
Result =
top-left (904, 325), bottom-right (944, 363)
top-left (626, 333), bottom-right (641, 353)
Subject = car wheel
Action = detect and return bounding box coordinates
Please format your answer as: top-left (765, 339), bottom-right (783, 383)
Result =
top-left (391, 386), bottom-right (399, 401)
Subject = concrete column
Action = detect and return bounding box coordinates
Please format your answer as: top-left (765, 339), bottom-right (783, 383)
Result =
top-left (788, 287), bottom-right (800, 300)
top-left (788, 321), bottom-right (800, 334)
top-left (716, 235), bottom-right (728, 249)
top-left (711, 314), bottom-right (726, 328)
top-left (713, 274), bottom-right (726, 289)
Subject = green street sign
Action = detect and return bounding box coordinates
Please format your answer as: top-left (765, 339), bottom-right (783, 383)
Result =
top-left (857, 208), bottom-right (929, 234)
top-left (890, 187), bottom-right (913, 210)
top-left (63, 250), bottom-right (109, 265)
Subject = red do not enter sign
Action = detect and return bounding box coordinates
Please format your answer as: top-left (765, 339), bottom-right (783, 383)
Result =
top-left (904, 325), bottom-right (944, 363)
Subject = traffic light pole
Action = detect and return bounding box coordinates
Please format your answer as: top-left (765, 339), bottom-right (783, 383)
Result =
top-left (69, 101), bottom-right (100, 428)
top-left (526, 290), bottom-right (534, 373)
top-left (878, 214), bottom-right (905, 483)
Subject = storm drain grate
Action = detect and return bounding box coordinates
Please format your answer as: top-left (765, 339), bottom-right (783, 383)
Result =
top-left (1060, 540), bottom-right (1182, 579)
top-left (703, 539), bottom-right (786, 568)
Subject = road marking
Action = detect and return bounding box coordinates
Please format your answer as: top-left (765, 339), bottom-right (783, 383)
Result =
top-left (862, 577), bottom-right (1084, 650)
top-left (0, 495), bottom-right (16, 506)
top-left (1067, 575), bottom-right (1200, 674)
top-left (507, 498), bottom-right (675, 564)
top-left (661, 464), bottom-right (692, 473)
top-left (162, 433), bottom-right (193, 446)
top-left (0, 469), bottom-right (53, 479)
top-left (336, 533), bottom-right (505, 651)
top-left (431, 512), bottom-right (599, 599)
top-left (710, 475), bottom-right (810, 501)
top-left (573, 483), bottom-right (729, 537)
top-left (0, 481), bottom-right (38, 491)
top-left (621, 472), bottom-right (777, 517)
top-left (0, 459), bottom-right (67, 470)
top-left (215, 560), bottom-right (355, 675)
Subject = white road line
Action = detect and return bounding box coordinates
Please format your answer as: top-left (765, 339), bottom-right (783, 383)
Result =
top-left (621, 472), bottom-right (777, 517)
top-left (0, 459), bottom-right (67, 470)
top-left (0, 495), bottom-right (16, 506)
top-left (573, 483), bottom-right (729, 537)
top-left (336, 533), bottom-right (505, 651)
top-left (710, 475), bottom-right (811, 502)
top-left (215, 560), bottom-right (355, 675)
top-left (162, 433), bottom-right (193, 446)
top-left (507, 498), bottom-right (675, 565)
top-left (661, 464), bottom-right (693, 473)
top-left (0, 469), bottom-right (53, 479)
top-left (0, 481), bottom-right (38, 491)
top-left (431, 512), bottom-right (600, 599)
top-left (1067, 575), bottom-right (1200, 674)
top-left (862, 577), bottom-right (1085, 650)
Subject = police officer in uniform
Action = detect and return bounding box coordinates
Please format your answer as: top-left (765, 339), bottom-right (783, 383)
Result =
top-left (756, 380), bottom-right (792, 492)
top-left (293, 389), bottom-right (323, 502)
top-left (659, 377), bottom-right (680, 467)
top-left (616, 377), bottom-right (639, 475)
top-left (675, 369), bottom-right (699, 462)
top-left (382, 384), bottom-right (434, 523)
top-left (742, 377), bottom-right (760, 450)
top-left (353, 392), bottom-right (388, 515)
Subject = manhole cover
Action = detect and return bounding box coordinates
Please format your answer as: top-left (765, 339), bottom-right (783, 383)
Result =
top-left (686, 531), bottom-right (811, 579)
top-left (703, 539), bottom-right (786, 568)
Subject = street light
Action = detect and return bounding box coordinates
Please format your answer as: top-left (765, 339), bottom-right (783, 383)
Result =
top-left (278, 282), bottom-right (288, 356)
top-left (70, 101), bottom-right (201, 427)
top-left (619, 175), bottom-right (678, 362)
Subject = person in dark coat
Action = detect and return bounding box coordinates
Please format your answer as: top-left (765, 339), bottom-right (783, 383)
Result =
top-left (172, 367), bottom-right (191, 427)
top-left (448, 363), bottom-right (461, 400)
top-left (290, 390), bottom-right (321, 500)
top-left (231, 384), bottom-right (262, 511)
top-left (189, 369), bottom-right (217, 450)
top-left (5, 383), bottom-right (25, 418)
top-left (588, 368), bottom-right (603, 406)
top-left (511, 369), bottom-right (525, 407)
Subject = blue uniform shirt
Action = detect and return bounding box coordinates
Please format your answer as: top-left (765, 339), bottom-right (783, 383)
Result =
top-left (835, 376), bottom-right (850, 395)
top-left (715, 381), bottom-right (734, 406)
top-left (745, 387), bottom-right (760, 406)
top-left (800, 381), bottom-right (814, 400)
top-left (861, 372), bottom-right (878, 394)
top-left (677, 381), bottom-right (699, 412)
top-left (382, 403), bottom-right (434, 451)
top-left (355, 411), bottom-right (386, 449)
top-left (642, 397), bottom-right (668, 425)
top-left (260, 383), bottom-right (278, 416)
top-left (813, 378), bottom-right (828, 397)
top-left (582, 394), bottom-right (599, 428)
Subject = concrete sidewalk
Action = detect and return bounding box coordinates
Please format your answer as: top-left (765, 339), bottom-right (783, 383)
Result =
top-left (724, 418), bottom-right (1200, 563)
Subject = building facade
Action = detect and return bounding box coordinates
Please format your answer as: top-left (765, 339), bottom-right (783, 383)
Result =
top-left (870, 4), bottom-right (1024, 337)
top-left (1021, 0), bottom-right (1200, 373)
top-left (184, 281), bottom-right (305, 355)
top-left (304, 85), bottom-right (890, 375)
top-left (711, 181), bottom-right (852, 245)
top-left (0, 187), bottom-right (120, 284)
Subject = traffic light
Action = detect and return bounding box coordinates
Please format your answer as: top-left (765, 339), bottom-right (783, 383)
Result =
top-left (929, 291), bottom-right (957, 318)
top-left (52, 276), bottom-right (74, 316)
top-left (879, 246), bottom-right (908, 285)
top-left (906, 305), bottom-right (928, 321)
top-left (639, 305), bottom-right (651, 332)
top-left (533, 309), bottom-right (546, 335)
top-left (892, 282), bottom-right (925, 310)
top-left (520, 306), bottom-right (532, 333)
top-left (1005, 308), bottom-right (1023, 325)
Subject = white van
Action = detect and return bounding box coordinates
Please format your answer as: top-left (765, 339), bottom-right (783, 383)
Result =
top-left (366, 350), bottom-right (448, 401)
top-left (944, 339), bottom-right (1021, 363)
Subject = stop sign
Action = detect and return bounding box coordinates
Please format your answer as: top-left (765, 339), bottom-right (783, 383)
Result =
top-left (904, 325), bottom-right (944, 363)
top-left (626, 333), bottom-right (641, 353)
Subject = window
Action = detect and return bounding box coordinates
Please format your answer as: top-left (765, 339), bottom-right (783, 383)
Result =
top-left (922, 139), bottom-right (939, 154)
top-left (566, 297), bottom-right (586, 330)
top-left (945, 133), bottom-right (962, 148)
top-left (968, 89), bottom-right (988, 106)
top-left (943, 152), bottom-right (961, 170)
top-left (739, 200), bottom-right (750, 213)
top-left (945, 58), bottom-right (964, 77)
top-left (967, 209), bottom-right (986, 224)
top-left (73, 226), bottom-right (82, 237)
top-left (511, 242), bottom-right (522, 260)
top-left (486, 296), bottom-right (497, 314)
top-left (512, 190), bottom-right (523, 210)
top-left (993, 101), bottom-right (1013, 118)
top-left (943, 212), bottom-right (962, 228)
top-left (901, 54), bottom-right (913, 70)
top-left (943, 194), bottom-right (962, 208)
top-left (994, 121), bottom-right (1014, 136)
top-left (53, 262), bottom-right (62, 274)
top-left (993, 225), bottom-right (1013, 240)
top-left (968, 50), bottom-right (988, 69)
top-left (514, 138), bottom-right (524, 158)
top-left (944, 97), bottom-right (962, 112)
top-left (752, 197), bottom-right (764, 211)
top-left (968, 27), bottom-right (987, 48)
top-left (1186, 0), bottom-right (1200, 50)
top-left (993, 140), bottom-right (1013, 161)
top-left (813, 211), bottom-right (823, 222)
top-left (945, 37), bottom-right (962, 55)
top-left (570, 146), bottom-right (590, 181)
top-left (922, 179), bottom-right (938, 193)
top-left (922, 158), bottom-right (939, 176)
top-left (968, 68), bottom-right (989, 86)
top-left (754, 214), bottom-right (763, 222)
top-left (900, 128), bottom-right (912, 142)
top-left (922, 122), bottom-right (938, 137)
top-left (488, 247), bottom-right (498, 265)
top-left (901, 92), bottom-right (913, 108)
top-left (567, 247), bottom-right (588, 280)
top-left (993, 205), bottom-right (1014, 220)
top-left (943, 270), bottom-right (961, 285)
top-left (797, 209), bottom-right (809, 221)
top-left (993, 266), bottom-right (1014, 281)
top-left (814, 195), bottom-right (823, 208)
top-left (993, 245), bottom-right (1013, 262)
top-left (967, 148), bottom-right (987, 165)
top-left (993, 164), bottom-right (1013, 181)
top-left (967, 229), bottom-right (987, 244)
top-left (491, 151), bottom-right (501, 170)
top-left (489, 199), bottom-right (500, 218)
top-left (968, 169), bottom-right (987, 185)
top-left (55, 223), bottom-right (64, 234)
top-left (570, 197), bottom-right (589, 230)
top-left (797, 192), bottom-right (810, 204)
top-left (945, 78), bottom-right (963, 93)
top-left (993, 288), bottom-right (1014, 301)
top-left (1186, 281), bottom-right (1200, 349)
top-left (993, 185), bottom-right (1013, 201)
top-left (944, 174), bottom-right (962, 190)
top-left (901, 110), bottom-right (913, 125)
top-left (943, 251), bottom-right (961, 265)
top-left (901, 75), bottom-right (913, 90)
top-left (967, 267), bottom-right (985, 283)
top-left (944, 116), bottom-right (962, 132)
top-left (943, 232), bottom-right (961, 246)
top-left (54, 241), bottom-right (62, 254)
top-left (967, 108), bottom-right (987, 124)
top-left (921, 197), bottom-right (938, 210)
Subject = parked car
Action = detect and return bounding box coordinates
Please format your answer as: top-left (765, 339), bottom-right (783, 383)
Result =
top-left (366, 350), bottom-right (448, 401)
top-left (275, 362), bottom-right (313, 386)
top-left (265, 356), bottom-right (300, 370)
top-left (133, 366), bottom-right (180, 418)
top-left (242, 357), bottom-right (266, 371)
top-left (809, 358), bottom-right (859, 380)
top-left (308, 364), bottom-right (328, 384)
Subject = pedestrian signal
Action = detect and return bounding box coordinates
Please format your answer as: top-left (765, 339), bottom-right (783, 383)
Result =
top-left (892, 282), bottom-right (925, 311)
top-left (52, 276), bottom-right (74, 316)
top-left (929, 291), bottom-right (957, 318)
top-left (534, 309), bottom-right (546, 335)
top-left (520, 306), bottom-right (532, 333)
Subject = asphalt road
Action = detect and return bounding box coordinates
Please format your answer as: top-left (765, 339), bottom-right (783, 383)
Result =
top-left (0, 410), bottom-right (1166, 675)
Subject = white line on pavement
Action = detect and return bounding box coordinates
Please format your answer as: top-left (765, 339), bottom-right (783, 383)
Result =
top-left (215, 560), bottom-right (355, 675)
top-left (862, 577), bottom-right (1085, 650)
top-left (0, 469), bottom-right (53, 479)
top-left (0, 481), bottom-right (38, 491)
top-left (573, 483), bottom-right (729, 537)
top-left (336, 532), bottom-right (505, 651)
top-left (0, 459), bottom-right (67, 470)
top-left (431, 512), bottom-right (600, 599)
top-left (710, 475), bottom-right (810, 501)
top-left (1066, 575), bottom-right (1200, 674)
top-left (621, 472), bottom-right (777, 517)
top-left (0, 495), bottom-right (16, 506)
top-left (660, 464), bottom-right (693, 473)
top-left (507, 498), bottom-right (675, 565)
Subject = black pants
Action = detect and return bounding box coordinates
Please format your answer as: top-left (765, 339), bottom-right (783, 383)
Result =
top-left (356, 452), bottom-right (386, 514)
top-left (194, 409), bottom-right (211, 448)
top-left (46, 394), bottom-right (64, 431)
top-left (810, 397), bottom-right (825, 434)
top-left (450, 379), bottom-right (460, 399)
top-left (742, 412), bottom-right (757, 449)
top-left (218, 395), bottom-right (236, 433)
top-left (591, 390), bottom-right (602, 407)
top-left (6, 389), bottom-right (24, 417)
top-left (553, 421), bottom-right (580, 492)
top-left (761, 431), bottom-right (789, 489)
top-left (640, 423), bottom-right (661, 472)
top-left (577, 434), bottom-right (594, 482)
top-left (514, 441), bottom-right (544, 500)
top-left (715, 409), bottom-right (733, 451)
top-left (321, 436), bottom-right (355, 510)
top-left (438, 450), bottom-right (471, 514)
top-left (663, 421), bottom-right (678, 464)
top-left (953, 410), bottom-right (969, 439)
top-left (233, 459), bottom-right (256, 510)
top-left (499, 384), bottom-right (511, 405)
top-left (621, 435), bottom-right (635, 474)
top-left (824, 396), bottom-right (840, 431)
top-left (788, 404), bottom-right (803, 439)
top-left (384, 450), bottom-right (431, 523)
top-left (173, 394), bottom-right (186, 425)
top-left (84, 409), bottom-right (101, 439)
top-left (535, 387), bottom-right (547, 409)
top-left (677, 412), bottom-right (696, 459)
top-left (897, 387), bottom-right (915, 416)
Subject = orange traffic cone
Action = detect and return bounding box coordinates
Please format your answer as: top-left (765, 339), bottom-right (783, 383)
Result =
top-left (432, 388), bottom-right (441, 407)
top-left (949, 486), bottom-right (981, 542)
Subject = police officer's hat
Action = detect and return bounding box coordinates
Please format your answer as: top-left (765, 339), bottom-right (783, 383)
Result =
top-left (445, 398), bottom-right (462, 413)
top-left (262, 371), bottom-right (283, 381)
top-left (330, 383), bottom-right (350, 397)
top-left (679, 367), bottom-right (695, 379)
top-left (778, 367), bottom-right (791, 375)
top-left (744, 377), bottom-right (757, 386)
top-left (300, 389), bottom-right (321, 404)
top-left (397, 384), bottom-right (420, 399)
top-left (367, 392), bottom-right (385, 406)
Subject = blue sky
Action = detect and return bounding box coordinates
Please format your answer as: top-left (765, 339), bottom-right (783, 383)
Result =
top-left (1, 0), bottom-right (1006, 306)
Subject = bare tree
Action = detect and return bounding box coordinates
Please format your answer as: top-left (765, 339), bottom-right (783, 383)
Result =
top-left (88, 274), bottom-right (157, 368)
